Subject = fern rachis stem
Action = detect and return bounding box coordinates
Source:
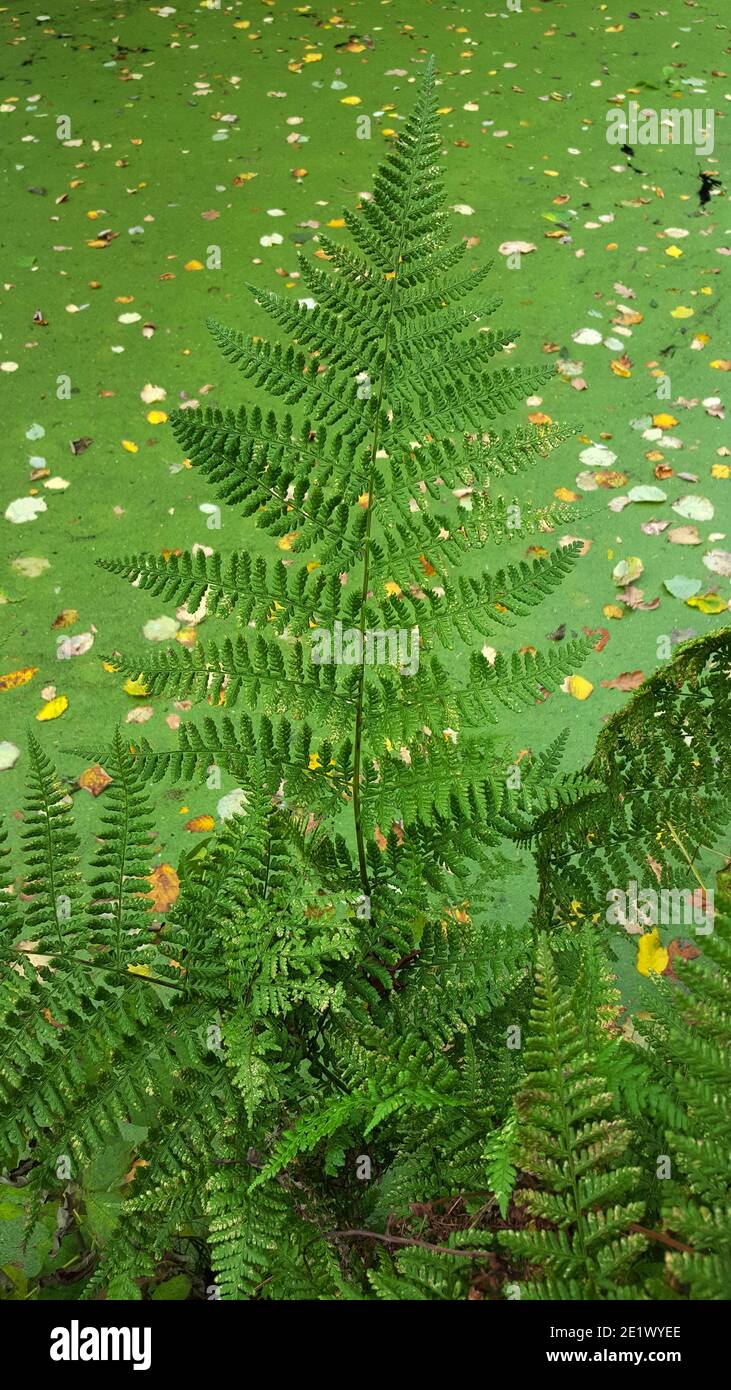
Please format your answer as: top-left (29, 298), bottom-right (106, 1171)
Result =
top-left (351, 134), bottom-right (424, 902)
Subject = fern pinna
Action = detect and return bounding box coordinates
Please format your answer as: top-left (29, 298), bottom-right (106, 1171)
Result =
top-left (99, 55), bottom-right (586, 911)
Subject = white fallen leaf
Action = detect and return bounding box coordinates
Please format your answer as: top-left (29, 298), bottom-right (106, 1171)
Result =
top-left (217, 788), bottom-right (249, 821)
top-left (498, 239), bottom-right (536, 255)
top-left (125, 705), bottom-right (154, 724)
top-left (628, 485), bottom-right (667, 503)
top-left (0, 741), bottom-right (20, 771)
top-left (5, 496), bottom-right (47, 524)
top-left (579, 444), bottom-right (616, 468)
top-left (703, 548), bottom-right (731, 578)
top-left (11, 555), bottom-right (49, 577)
top-left (672, 494), bottom-right (714, 522)
top-left (57, 631), bottom-right (94, 660)
top-left (140, 383), bottom-right (166, 404)
top-left (572, 328), bottom-right (603, 346)
top-left (143, 615), bottom-right (180, 642)
top-left (664, 575), bottom-right (702, 599)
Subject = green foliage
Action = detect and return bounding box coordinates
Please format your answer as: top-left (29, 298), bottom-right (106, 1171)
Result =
top-left (499, 936), bottom-right (647, 1299)
top-left (532, 628), bottom-right (731, 925)
top-left (657, 889), bottom-right (731, 1299)
top-left (1, 59), bottom-right (729, 1305)
top-left (98, 54), bottom-right (587, 890)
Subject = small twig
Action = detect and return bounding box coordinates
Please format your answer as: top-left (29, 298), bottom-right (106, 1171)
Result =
top-left (326, 1228), bottom-right (492, 1260)
top-left (629, 1223), bottom-right (695, 1255)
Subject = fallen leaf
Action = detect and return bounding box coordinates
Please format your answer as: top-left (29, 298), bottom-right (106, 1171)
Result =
top-left (51, 609), bottom-right (79, 629)
top-left (636, 928), bottom-right (669, 977)
top-left (563, 674), bottom-right (593, 700)
top-left (686, 592), bottom-right (727, 615)
top-left (56, 631), bottom-right (94, 660)
top-left (184, 814), bottom-right (215, 833)
top-left (12, 556), bottom-right (50, 578)
top-left (0, 741), bottom-right (21, 771)
top-left (5, 497), bottom-right (47, 524)
top-left (703, 548), bottom-right (731, 577)
top-left (612, 556), bottom-right (643, 586)
top-left (667, 525), bottom-right (701, 546)
top-left (35, 694), bottom-right (69, 721)
top-left (78, 764), bottom-right (112, 796)
top-left (663, 575), bottom-right (702, 599)
top-left (672, 494), bottom-right (714, 522)
top-left (0, 666), bottom-right (38, 693)
top-left (148, 863), bottom-right (180, 913)
top-left (124, 676), bottom-right (151, 696)
top-left (601, 670), bottom-right (644, 691)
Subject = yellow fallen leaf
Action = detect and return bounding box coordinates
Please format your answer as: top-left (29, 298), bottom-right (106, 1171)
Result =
top-left (146, 410), bottom-right (168, 425)
top-left (671, 306), bottom-right (693, 319)
top-left (603, 604), bottom-right (624, 620)
top-left (303, 51), bottom-right (322, 62)
top-left (711, 463), bottom-right (730, 479)
top-left (0, 666), bottom-right (38, 693)
top-left (184, 259), bottom-right (204, 271)
top-left (35, 694), bottom-right (69, 721)
top-left (184, 814), bottom-right (215, 833)
top-left (566, 675), bottom-right (593, 700)
top-left (122, 440), bottom-right (139, 453)
top-left (277, 531), bottom-right (299, 551)
top-left (554, 487), bottom-right (578, 502)
top-left (124, 676), bottom-right (150, 696)
top-left (710, 359), bottom-right (731, 371)
top-left (652, 413), bottom-right (677, 428)
top-left (384, 580), bottom-right (402, 597)
top-left (636, 928), bottom-right (669, 977)
top-left (340, 95), bottom-right (362, 105)
top-left (686, 592), bottom-right (727, 614)
top-left (127, 963), bottom-right (152, 977)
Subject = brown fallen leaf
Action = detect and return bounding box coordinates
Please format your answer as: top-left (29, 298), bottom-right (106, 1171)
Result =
top-left (663, 937), bottom-right (701, 980)
top-left (601, 670), bottom-right (645, 691)
top-left (51, 609), bottom-right (79, 629)
top-left (582, 626), bottom-right (610, 653)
